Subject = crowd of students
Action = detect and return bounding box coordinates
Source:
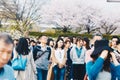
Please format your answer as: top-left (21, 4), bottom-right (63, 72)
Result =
top-left (0, 33), bottom-right (120, 80)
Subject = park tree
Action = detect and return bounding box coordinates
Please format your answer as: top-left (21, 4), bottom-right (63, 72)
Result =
top-left (97, 18), bottom-right (118, 35)
top-left (40, 0), bottom-right (85, 33)
top-left (53, 25), bottom-right (72, 33)
top-left (79, 6), bottom-right (101, 34)
top-left (40, 0), bottom-right (102, 34)
top-left (0, 0), bottom-right (47, 36)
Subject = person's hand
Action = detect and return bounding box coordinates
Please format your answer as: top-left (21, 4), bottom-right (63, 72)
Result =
top-left (34, 70), bottom-right (37, 74)
top-left (100, 50), bottom-right (109, 59)
top-left (110, 52), bottom-right (119, 66)
top-left (58, 63), bottom-right (64, 68)
top-left (110, 52), bottom-right (116, 58)
top-left (49, 60), bottom-right (52, 64)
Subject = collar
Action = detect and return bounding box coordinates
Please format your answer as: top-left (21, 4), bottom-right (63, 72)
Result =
top-left (76, 46), bottom-right (82, 50)
top-left (0, 67), bottom-right (4, 74)
top-left (38, 44), bottom-right (47, 48)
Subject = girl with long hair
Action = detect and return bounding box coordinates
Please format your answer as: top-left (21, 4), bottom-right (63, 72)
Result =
top-left (13, 37), bottom-right (37, 80)
top-left (51, 37), bottom-right (67, 80)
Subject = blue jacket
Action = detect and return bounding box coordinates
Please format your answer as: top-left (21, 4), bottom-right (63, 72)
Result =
top-left (0, 65), bottom-right (15, 80)
top-left (86, 57), bottom-right (120, 80)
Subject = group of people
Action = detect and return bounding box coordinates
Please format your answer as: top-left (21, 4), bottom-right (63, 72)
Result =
top-left (0, 33), bottom-right (120, 80)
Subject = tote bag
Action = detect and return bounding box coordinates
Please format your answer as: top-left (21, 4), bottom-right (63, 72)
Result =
top-left (12, 54), bottom-right (27, 71)
top-left (47, 63), bottom-right (54, 80)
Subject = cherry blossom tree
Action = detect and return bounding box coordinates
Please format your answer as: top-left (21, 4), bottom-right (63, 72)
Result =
top-left (0, 0), bottom-right (48, 36)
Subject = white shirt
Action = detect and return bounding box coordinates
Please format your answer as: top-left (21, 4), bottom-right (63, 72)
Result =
top-left (54, 49), bottom-right (65, 64)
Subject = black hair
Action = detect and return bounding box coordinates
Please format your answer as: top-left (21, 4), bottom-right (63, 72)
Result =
top-left (58, 35), bottom-right (64, 38)
top-left (47, 38), bottom-right (54, 46)
top-left (75, 36), bottom-right (83, 44)
top-left (29, 40), bottom-right (36, 44)
top-left (68, 36), bottom-right (73, 43)
top-left (14, 39), bottom-right (18, 41)
top-left (0, 33), bottom-right (13, 44)
top-left (83, 37), bottom-right (90, 50)
top-left (26, 38), bottom-right (30, 42)
top-left (111, 36), bottom-right (119, 40)
top-left (38, 35), bottom-right (47, 39)
top-left (16, 37), bottom-right (29, 55)
top-left (92, 33), bottom-right (103, 39)
top-left (92, 51), bottom-right (111, 72)
top-left (37, 35), bottom-right (48, 44)
top-left (116, 39), bottom-right (120, 45)
top-left (36, 41), bottom-right (41, 44)
top-left (55, 37), bottom-right (64, 49)
top-left (91, 39), bottom-right (112, 72)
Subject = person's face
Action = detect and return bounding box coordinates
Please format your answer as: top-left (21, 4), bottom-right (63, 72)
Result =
top-left (33, 42), bottom-right (36, 46)
top-left (112, 38), bottom-right (118, 48)
top-left (65, 42), bottom-right (71, 48)
top-left (57, 40), bottom-right (64, 48)
top-left (83, 41), bottom-right (86, 46)
top-left (13, 40), bottom-right (18, 46)
top-left (117, 44), bottom-right (120, 50)
top-left (0, 40), bottom-right (13, 68)
top-left (40, 36), bottom-right (48, 44)
top-left (73, 38), bottom-right (76, 44)
top-left (77, 40), bottom-right (83, 47)
top-left (30, 42), bottom-right (35, 46)
top-left (49, 41), bottom-right (54, 47)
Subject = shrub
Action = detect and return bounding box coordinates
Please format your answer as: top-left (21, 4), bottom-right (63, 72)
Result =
top-left (29, 31), bottom-right (120, 40)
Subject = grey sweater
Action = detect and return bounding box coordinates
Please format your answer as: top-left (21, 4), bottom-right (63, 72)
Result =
top-left (34, 45), bottom-right (51, 70)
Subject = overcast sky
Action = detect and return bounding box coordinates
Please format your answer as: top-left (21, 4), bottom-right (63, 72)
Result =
top-left (18, 0), bottom-right (120, 34)
top-left (20, 0), bottom-right (120, 19)
top-left (49, 0), bottom-right (120, 18)
top-left (40, 0), bottom-right (120, 24)
top-left (82, 0), bottom-right (120, 17)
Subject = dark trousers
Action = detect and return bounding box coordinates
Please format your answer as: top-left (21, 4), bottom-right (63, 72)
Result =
top-left (72, 64), bottom-right (86, 80)
top-left (37, 68), bottom-right (48, 80)
top-left (66, 64), bottom-right (72, 80)
top-left (53, 65), bottom-right (65, 80)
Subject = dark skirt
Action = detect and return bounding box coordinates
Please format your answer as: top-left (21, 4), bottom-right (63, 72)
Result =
top-left (72, 64), bottom-right (86, 80)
